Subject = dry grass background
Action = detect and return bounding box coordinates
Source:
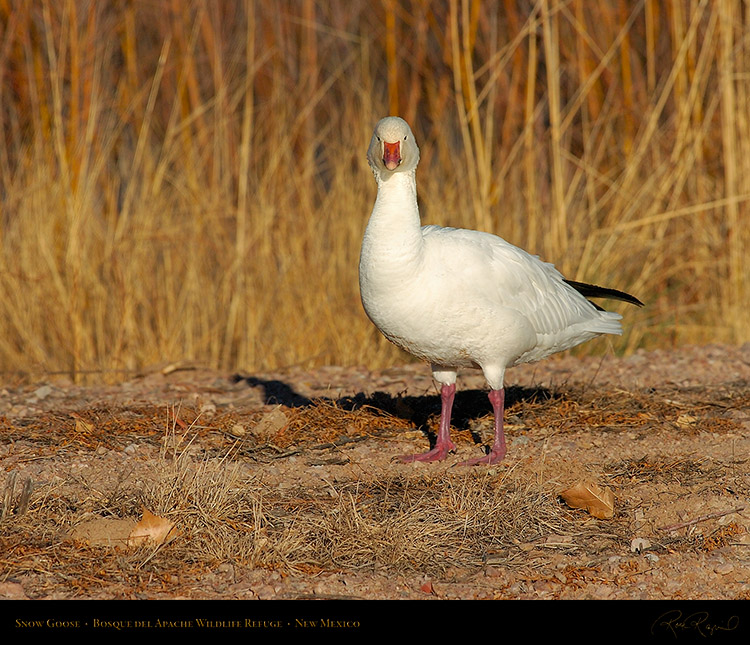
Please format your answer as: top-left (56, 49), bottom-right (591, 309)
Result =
top-left (1, 0), bottom-right (749, 382)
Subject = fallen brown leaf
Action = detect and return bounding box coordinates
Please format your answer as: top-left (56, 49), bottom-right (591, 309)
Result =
top-left (127, 508), bottom-right (176, 547)
top-left (70, 413), bottom-right (94, 433)
top-left (560, 481), bottom-right (615, 519)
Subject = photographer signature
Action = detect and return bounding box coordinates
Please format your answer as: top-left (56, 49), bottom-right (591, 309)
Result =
top-left (652, 610), bottom-right (740, 638)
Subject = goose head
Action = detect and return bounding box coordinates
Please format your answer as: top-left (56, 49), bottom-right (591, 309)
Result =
top-left (367, 116), bottom-right (420, 179)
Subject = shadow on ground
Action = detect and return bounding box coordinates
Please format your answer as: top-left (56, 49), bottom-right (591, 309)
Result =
top-left (233, 374), bottom-right (558, 450)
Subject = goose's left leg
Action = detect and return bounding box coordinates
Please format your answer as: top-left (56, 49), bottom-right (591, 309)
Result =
top-left (458, 388), bottom-right (507, 466)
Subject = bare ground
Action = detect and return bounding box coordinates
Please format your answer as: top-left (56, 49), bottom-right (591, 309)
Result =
top-left (1, 344), bottom-right (750, 602)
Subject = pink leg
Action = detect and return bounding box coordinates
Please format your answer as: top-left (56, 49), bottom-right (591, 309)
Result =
top-left (458, 388), bottom-right (507, 466)
top-left (398, 383), bottom-right (457, 463)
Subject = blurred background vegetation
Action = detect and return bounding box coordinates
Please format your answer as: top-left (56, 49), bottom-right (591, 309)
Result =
top-left (0, 0), bottom-right (748, 382)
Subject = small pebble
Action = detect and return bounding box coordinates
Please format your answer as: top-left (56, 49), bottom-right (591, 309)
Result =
top-left (33, 385), bottom-right (53, 400)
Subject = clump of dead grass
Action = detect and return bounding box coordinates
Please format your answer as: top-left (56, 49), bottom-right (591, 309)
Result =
top-left (288, 473), bottom-right (580, 574)
top-left (0, 452), bottom-right (591, 595)
top-left (136, 422), bottom-right (595, 576)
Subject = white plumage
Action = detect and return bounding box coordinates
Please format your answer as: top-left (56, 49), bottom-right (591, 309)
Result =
top-left (359, 116), bottom-right (642, 465)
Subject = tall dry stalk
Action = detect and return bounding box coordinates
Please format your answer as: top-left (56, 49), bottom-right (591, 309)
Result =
top-left (540, 0), bottom-right (567, 262)
top-left (719, 0), bottom-right (742, 343)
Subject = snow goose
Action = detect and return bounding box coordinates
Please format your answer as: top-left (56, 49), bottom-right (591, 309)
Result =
top-left (359, 116), bottom-right (643, 466)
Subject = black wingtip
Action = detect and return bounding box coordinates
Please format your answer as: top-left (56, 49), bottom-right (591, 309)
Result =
top-left (563, 279), bottom-right (644, 307)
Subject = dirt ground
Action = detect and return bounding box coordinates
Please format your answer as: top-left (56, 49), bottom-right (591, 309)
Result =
top-left (1, 343), bottom-right (749, 605)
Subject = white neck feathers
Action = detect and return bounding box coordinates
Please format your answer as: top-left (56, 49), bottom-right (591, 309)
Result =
top-left (360, 170), bottom-right (424, 276)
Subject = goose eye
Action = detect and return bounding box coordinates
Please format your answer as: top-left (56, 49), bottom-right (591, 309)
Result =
top-left (403, 135), bottom-right (408, 140)
top-left (376, 136), bottom-right (381, 141)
